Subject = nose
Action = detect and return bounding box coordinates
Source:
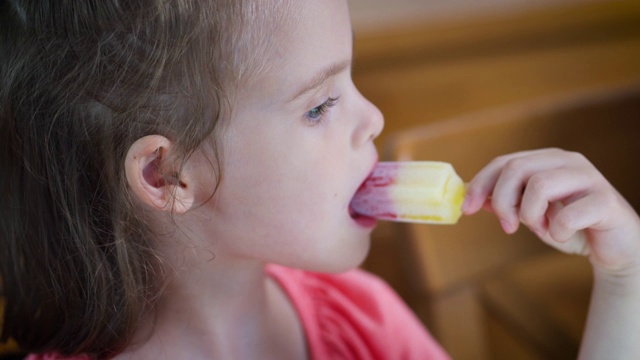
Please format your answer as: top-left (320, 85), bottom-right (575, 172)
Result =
top-left (352, 89), bottom-right (384, 147)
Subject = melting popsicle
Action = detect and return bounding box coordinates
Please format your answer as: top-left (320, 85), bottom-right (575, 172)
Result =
top-left (351, 161), bottom-right (466, 224)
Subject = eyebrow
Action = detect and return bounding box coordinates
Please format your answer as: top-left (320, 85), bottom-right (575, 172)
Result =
top-left (287, 58), bottom-right (352, 103)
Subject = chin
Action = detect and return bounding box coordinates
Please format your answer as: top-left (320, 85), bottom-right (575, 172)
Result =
top-left (315, 235), bottom-right (372, 274)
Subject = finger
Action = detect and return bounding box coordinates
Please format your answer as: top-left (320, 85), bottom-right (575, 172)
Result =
top-left (490, 151), bottom-right (569, 233)
top-left (481, 198), bottom-right (495, 213)
top-left (531, 202), bottom-right (590, 256)
top-left (519, 168), bottom-right (592, 235)
top-left (463, 149), bottom-right (549, 215)
top-left (548, 193), bottom-right (605, 243)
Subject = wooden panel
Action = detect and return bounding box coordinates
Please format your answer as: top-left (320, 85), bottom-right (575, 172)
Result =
top-left (481, 253), bottom-right (593, 357)
top-left (375, 84), bottom-right (640, 359)
top-left (353, 1), bottom-right (640, 69)
top-left (414, 287), bottom-right (490, 360)
top-left (352, 1), bottom-right (640, 151)
top-left (388, 85), bottom-right (640, 292)
top-left (355, 3), bottom-right (640, 358)
top-left (485, 313), bottom-right (544, 360)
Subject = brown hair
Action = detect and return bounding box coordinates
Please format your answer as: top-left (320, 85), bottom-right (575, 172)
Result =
top-left (0, 0), bottom-right (292, 357)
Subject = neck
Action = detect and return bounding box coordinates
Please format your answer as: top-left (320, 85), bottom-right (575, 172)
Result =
top-left (116, 246), bottom-right (306, 360)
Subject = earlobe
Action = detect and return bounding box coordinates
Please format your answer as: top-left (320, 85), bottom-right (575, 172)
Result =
top-left (125, 135), bottom-right (194, 214)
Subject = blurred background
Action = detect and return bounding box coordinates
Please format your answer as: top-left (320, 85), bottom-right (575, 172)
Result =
top-left (349, 0), bottom-right (640, 359)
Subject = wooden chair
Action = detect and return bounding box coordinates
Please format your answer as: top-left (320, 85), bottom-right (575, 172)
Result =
top-left (381, 83), bottom-right (640, 359)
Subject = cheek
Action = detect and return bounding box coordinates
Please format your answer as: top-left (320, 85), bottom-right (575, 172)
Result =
top-left (224, 158), bottom-right (347, 244)
top-left (214, 110), bottom-right (352, 230)
top-left (247, 164), bottom-right (339, 222)
top-left (217, 140), bottom-right (328, 220)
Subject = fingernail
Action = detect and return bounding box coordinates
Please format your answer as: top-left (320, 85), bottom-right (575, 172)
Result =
top-left (461, 194), bottom-right (471, 213)
top-left (500, 219), bottom-right (514, 234)
top-left (534, 230), bottom-right (544, 239)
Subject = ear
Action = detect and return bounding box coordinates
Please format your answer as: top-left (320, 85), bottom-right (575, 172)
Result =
top-left (125, 135), bottom-right (194, 214)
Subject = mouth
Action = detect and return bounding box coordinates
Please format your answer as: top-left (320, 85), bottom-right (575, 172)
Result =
top-left (349, 203), bottom-right (377, 227)
top-left (348, 160), bottom-right (378, 227)
top-left (348, 203), bottom-right (363, 219)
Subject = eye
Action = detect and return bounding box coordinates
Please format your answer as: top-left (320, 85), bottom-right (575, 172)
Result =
top-left (305, 96), bottom-right (339, 125)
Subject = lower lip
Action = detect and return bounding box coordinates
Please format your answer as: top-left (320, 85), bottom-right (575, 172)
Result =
top-left (353, 215), bottom-right (377, 228)
top-left (349, 206), bottom-right (377, 228)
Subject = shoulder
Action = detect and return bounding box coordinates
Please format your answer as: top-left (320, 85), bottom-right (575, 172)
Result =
top-left (266, 264), bottom-right (450, 360)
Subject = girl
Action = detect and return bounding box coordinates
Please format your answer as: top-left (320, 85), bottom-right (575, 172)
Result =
top-left (1, 0), bottom-right (639, 359)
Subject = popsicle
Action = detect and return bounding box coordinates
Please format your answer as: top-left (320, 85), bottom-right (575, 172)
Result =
top-left (350, 161), bottom-right (466, 224)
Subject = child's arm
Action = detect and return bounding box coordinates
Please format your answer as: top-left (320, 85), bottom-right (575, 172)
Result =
top-left (461, 148), bottom-right (640, 359)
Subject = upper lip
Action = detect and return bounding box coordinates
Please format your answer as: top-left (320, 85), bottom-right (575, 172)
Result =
top-left (359, 153), bottom-right (379, 190)
top-left (349, 153), bottom-right (379, 207)
top-left (366, 152), bottom-right (379, 182)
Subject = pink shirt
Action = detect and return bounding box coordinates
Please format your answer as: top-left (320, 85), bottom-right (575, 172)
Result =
top-left (266, 265), bottom-right (450, 360)
top-left (27, 265), bottom-right (449, 360)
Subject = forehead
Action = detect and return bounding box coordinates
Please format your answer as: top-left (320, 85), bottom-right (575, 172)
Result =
top-left (237, 0), bottom-right (353, 101)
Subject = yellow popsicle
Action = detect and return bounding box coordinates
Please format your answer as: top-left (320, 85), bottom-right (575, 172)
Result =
top-left (350, 162), bottom-right (466, 224)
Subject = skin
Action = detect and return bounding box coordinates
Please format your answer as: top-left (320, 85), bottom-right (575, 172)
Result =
top-left (121, 0), bottom-right (382, 358)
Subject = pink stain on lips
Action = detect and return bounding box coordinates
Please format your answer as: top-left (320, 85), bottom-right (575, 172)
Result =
top-left (350, 162), bottom-right (400, 221)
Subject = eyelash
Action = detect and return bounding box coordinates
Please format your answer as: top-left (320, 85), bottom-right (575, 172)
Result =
top-left (305, 96), bottom-right (340, 125)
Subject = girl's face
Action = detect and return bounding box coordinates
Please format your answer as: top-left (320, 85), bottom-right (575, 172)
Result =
top-left (199, 0), bottom-right (383, 272)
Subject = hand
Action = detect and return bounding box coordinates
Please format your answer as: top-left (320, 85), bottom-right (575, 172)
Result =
top-left (462, 148), bottom-right (640, 276)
